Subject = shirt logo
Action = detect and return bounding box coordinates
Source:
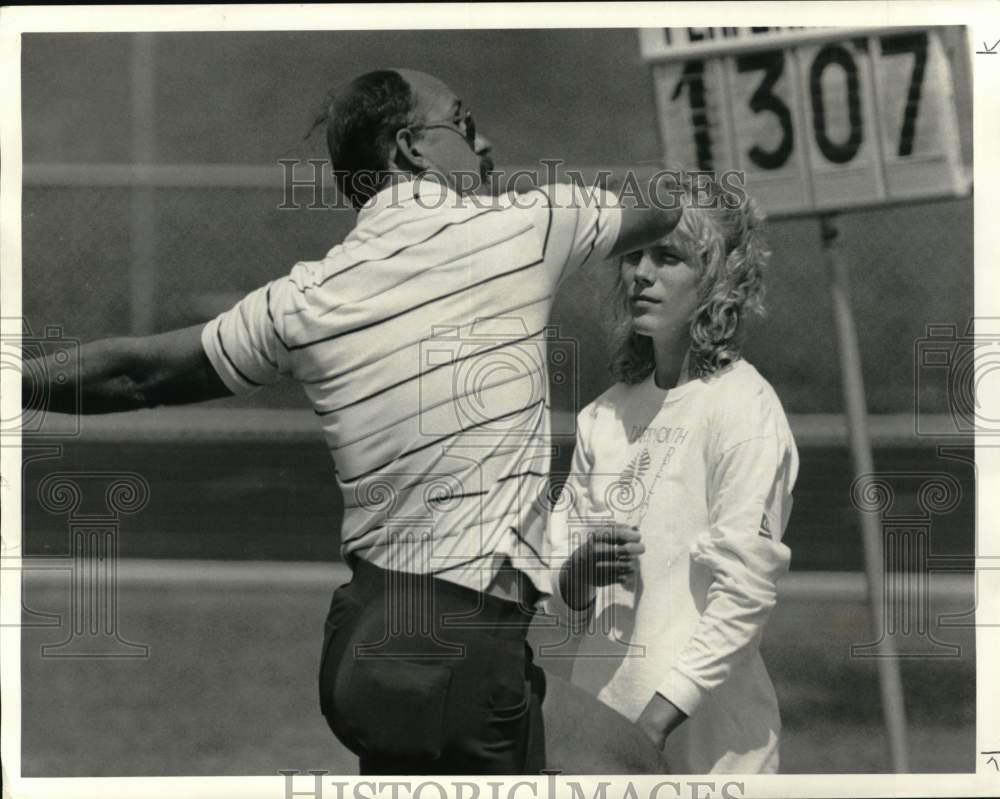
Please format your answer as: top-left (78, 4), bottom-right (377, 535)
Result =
top-left (619, 449), bottom-right (652, 486)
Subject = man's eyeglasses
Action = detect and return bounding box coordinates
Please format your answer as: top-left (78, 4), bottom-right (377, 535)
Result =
top-left (410, 109), bottom-right (477, 150)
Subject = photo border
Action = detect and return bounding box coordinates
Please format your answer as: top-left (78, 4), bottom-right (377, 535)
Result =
top-left (2, 3), bottom-right (998, 797)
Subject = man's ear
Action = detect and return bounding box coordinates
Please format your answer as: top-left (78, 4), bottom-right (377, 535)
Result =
top-left (394, 127), bottom-right (429, 172)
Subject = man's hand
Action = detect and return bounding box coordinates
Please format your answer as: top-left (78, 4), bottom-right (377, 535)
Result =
top-left (636, 692), bottom-right (688, 752)
top-left (609, 168), bottom-right (685, 258)
top-left (558, 523), bottom-right (644, 610)
top-left (22, 324), bottom-right (232, 415)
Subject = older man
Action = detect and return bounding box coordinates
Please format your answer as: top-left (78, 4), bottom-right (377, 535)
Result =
top-left (26, 68), bottom-right (681, 774)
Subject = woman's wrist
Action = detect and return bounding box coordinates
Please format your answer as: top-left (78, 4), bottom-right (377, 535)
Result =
top-left (637, 692), bottom-right (689, 749)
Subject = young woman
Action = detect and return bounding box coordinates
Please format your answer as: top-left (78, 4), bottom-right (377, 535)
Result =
top-left (550, 179), bottom-right (798, 773)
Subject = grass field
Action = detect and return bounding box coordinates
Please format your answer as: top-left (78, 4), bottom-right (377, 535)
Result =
top-left (19, 564), bottom-right (975, 776)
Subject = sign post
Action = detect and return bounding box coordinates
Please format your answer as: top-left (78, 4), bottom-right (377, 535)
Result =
top-left (819, 212), bottom-right (909, 772)
top-left (639, 25), bottom-right (971, 772)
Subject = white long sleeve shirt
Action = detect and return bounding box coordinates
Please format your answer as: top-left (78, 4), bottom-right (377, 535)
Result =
top-left (547, 359), bottom-right (798, 773)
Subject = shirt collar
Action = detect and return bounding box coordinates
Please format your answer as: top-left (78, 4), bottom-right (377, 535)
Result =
top-left (356, 175), bottom-right (454, 225)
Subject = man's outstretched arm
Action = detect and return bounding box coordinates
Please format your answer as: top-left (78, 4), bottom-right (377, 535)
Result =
top-left (23, 323), bottom-right (233, 415)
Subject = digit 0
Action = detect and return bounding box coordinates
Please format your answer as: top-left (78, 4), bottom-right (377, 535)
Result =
top-left (809, 44), bottom-right (863, 164)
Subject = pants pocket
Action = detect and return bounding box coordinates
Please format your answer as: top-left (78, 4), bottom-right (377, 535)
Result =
top-left (481, 678), bottom-right (533, 765)
top-left (338, 656), bottom-right (453, 759)
top-left (488, 680), bottom-right (532, 722)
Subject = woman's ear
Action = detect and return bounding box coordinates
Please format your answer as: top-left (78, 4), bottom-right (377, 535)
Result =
top-left (394, 127), bottom-right (428, 172)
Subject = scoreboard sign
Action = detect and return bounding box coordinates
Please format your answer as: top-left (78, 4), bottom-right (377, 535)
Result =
top-left (639, 27), bottom-right (970, 217)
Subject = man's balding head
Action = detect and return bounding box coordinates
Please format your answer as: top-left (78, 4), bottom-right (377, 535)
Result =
top-left (323, 69), bottom-right (416, 209)
top-left (321, 68), bottom-right (491, 208)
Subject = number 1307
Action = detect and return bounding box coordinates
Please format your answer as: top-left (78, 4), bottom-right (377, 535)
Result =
top-left (651, 30), bottom-right (967, 216)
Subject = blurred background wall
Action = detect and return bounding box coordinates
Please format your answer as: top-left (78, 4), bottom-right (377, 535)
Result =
top-left (21, 29), bottom-right (973, 414)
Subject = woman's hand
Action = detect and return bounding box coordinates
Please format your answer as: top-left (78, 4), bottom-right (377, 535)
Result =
top-left (558, 523), bottom-right (644, 609)
top-left (637, 692), bottom-right (688, 751)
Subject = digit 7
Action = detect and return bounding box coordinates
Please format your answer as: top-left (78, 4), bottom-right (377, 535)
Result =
top-left (880, 32), bottom-right (929, 157)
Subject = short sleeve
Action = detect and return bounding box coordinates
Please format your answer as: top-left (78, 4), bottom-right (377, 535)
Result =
top-left (200, 282), bottom-right (288, 396)
top-left (548, 403), bottom-right (599, 576)
top-left (524, 183), bottom-right (622, 286)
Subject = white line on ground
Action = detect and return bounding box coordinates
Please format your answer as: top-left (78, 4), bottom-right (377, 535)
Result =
top-left (28, 407), bottom-right (971, 448)
top-left (17, 558), bottom-right (973, 601)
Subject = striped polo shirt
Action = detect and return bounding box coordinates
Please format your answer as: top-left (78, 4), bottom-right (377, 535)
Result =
top-left (201, 176), bottom-right (622, 596)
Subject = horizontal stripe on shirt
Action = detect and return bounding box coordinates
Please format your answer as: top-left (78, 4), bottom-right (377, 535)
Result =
top-left (200, 179), bottom-right (622, 596)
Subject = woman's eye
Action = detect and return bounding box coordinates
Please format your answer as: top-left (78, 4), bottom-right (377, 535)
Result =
top-left (623, 251), bottom-right (643, 266)
top-left (655, 250), bottom-right (681, 266)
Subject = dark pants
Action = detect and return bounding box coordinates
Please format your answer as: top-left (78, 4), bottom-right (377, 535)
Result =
top-left (318, 559), bottom-right (546, 775)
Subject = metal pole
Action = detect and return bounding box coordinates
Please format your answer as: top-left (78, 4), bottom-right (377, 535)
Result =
top-left (129, 33), bottom-right (157, 336)
top-left (820, 214), bottom-right (910, 773)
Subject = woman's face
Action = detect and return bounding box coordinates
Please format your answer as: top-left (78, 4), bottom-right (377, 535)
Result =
top-left (621, 238), bottom-right (702, 343)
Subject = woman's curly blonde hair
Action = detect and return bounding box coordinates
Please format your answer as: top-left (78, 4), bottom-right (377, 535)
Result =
top-left (609, 175), bottom-right (770, 384)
